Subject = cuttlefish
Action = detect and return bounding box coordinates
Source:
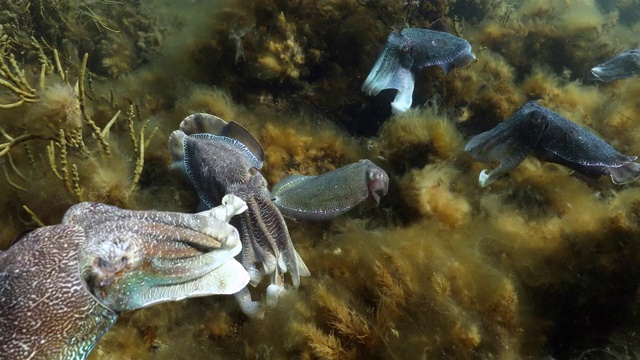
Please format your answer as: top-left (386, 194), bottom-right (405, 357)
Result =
top-left (0, 196), bottom-right (249, 360)
top-left (465, 101), bottom-right (640, 187)
top-left (169, 113), bottom-right (310, 317)
top-left (591, 49), bottom-right (640, 83)
top-left (271, 159), bottom-right (390, 220)
top-left (362, 28), bottom-right (476, 114)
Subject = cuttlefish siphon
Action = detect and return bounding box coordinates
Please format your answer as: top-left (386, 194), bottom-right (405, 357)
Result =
top-left (271, 159), bottom-right (390, 220)
top-left (169, 113), bottom-right (310, 317)
top-left (0, 197), bottom-right (249, 360)
top-left (362, 28), bottom-right (476, 114)
top-left (465, 101), bottom-right (640, 187)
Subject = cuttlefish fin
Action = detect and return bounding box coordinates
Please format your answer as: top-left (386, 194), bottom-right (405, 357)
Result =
top-left (180, 112), bottom-right (227, 136)
top-left (221, 121), bottom-right (265, 168)
top-left (188, 132), bottom-right (263, 169)
top-left (270, 174), bottom-right (310, 200)
top-left (168, 130), bottom-right (186, 173)
top-left (180, 113), bottom-right (265, 169)
top-left (608, 161), bottom-right (640, 184)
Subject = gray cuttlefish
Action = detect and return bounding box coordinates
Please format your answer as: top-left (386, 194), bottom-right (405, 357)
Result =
top-left (169, 113), bottom-right (310, 317)
top-left (272, 159), bottom-right (389, 220)
top-left (362, 28), bottom-right (476, 114)
top-left (0, 197), bottom-right (249, 360)
top-left (465, 101), bottom-right (640, 187)
top-left (591, 49), bottom-right (640, 83)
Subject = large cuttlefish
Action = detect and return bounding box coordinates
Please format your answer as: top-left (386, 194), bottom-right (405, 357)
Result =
top-left (169, 113), bottom-right (310, 317)
top-left (0, 197), bottom-right (249, 360)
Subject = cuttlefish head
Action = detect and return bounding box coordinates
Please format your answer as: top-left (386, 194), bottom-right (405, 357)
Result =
top-left (72, 197), bottom-right (250, 312)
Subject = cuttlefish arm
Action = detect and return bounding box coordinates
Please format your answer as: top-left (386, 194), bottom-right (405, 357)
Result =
top-left (465, 102), bottom-right (547, 187)
top-left (361, 31), bottom-right (415, 114)
top-left (0, 198), bottom-right (249, 360)
top-left (272, 159), bottom-right (390, 220)
top-left (72, 195), bottom-right (250, 312)
top-left (227, 174), bottom-right (310, 318)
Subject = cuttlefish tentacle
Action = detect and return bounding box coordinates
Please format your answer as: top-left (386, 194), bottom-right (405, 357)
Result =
top-left (272, 159), bottom-right (390, 220)
top-left (1, 199), bottom-right (249, 359)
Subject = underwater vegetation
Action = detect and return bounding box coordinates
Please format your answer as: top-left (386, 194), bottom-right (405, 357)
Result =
top-left (3, 0), bottom-right (640, 359)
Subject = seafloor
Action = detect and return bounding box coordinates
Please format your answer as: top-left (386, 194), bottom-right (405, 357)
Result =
top-left (1, 0), bottom-right (640, 359)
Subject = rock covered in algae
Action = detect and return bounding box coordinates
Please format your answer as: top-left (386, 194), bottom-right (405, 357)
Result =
top-left (465, 101), bottom-right (640, 187)
top-left (362, 28), bottom-right (476, 114)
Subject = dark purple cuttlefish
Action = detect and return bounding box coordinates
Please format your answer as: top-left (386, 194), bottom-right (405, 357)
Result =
top-left (591, 49), bottom-right (640, 82)
top-left (362, 28), bottom-right (476, 114)
top-left (465, 101), bottom-right (640, 187)
top-left (169, 113), bottom-right (310, 317)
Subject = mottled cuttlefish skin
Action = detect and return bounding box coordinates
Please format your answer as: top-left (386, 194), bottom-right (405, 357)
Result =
top-left (362, 28), bottom-right (476, 114)
top-left (465, 101), bottom-right (640, 187)
top-left (0, 198), bottom-right (248, 360)
top-left (591, 49), bottom-right (640, 83)
top-left (169, 113), bottom-right (310, 317)
top-left (271, 159), bottom-right (389, 220)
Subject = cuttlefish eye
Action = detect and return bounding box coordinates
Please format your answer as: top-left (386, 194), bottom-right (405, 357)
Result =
top-left (95, 256), bottom-right (128, 286)
top-left (97, 256), bottom-right (127, 274)
top-left (367, 167), bottom-right (390, 204)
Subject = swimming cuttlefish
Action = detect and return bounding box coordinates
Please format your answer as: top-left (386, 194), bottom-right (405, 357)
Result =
top-left (465, 101), bottom-right (640, 187)
top-left (362, 28), bottom-right (476, 114)
top-left (0, 196), bottom-right (249, 360)
top-left (591, 49), bottom-right (640, 83)
top-left (271, 159), bottom-right (389, 221)
top-left (169, 113), bottom-right (309, 317)
top-left (169, 113), bottom-right (390, 317)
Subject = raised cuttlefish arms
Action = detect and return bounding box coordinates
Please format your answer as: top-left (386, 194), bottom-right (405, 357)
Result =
top-left (362, 28), bottom-right (476, 114)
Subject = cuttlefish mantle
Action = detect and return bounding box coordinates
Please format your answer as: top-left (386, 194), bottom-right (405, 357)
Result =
top-left (591, 49), bottom-right (640, 83)
top-left (362, 28), bottom-right (476, 114)
top-left (465, 101), bottom-right (640, 187)
top-left (272, 159), bottom-right (389, 220)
